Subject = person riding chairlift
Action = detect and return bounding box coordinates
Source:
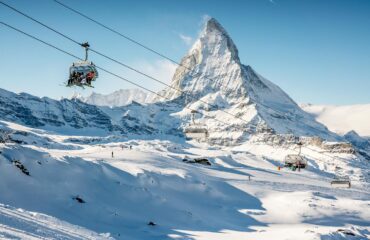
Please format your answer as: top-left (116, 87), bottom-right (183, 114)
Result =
top-left (68, 71), bottom-right (77, 85)
top-left (78, 72), bottom-right (85, 84)
top-left (86, 71), bottom-right (95, 85)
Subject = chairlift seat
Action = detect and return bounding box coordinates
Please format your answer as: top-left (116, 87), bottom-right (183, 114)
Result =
top-left (331, 180), bottom-right (351, 188)
top-left (184, 125), bottom-right (208, 140)
top-left (69, 61), bottom-right (99, 80)
top-left (284, 154), bottom-right (307, 168)
top-left (67, 61), bottom-right (98, 87)
top-left (65, 42), bottom-right (99, 88)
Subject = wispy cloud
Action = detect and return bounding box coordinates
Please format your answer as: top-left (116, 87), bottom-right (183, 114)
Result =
top-left (269, 0), bottom-right (276, 4)
top-left (108, 59), bottom-right (177, 93)
top-left (201, 14), bottom-right (211, 24)
top-left (179, 33), bottom-right (193, 46)
top-left (195, 14), bottom-right (212, 36)
top-left (137, 59), bottom-right (177, 84)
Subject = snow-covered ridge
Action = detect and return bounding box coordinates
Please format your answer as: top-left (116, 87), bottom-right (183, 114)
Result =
top-left (81, 89), bottom-right (153, 107)
top-left (0, 88), bottom-right (180, 137)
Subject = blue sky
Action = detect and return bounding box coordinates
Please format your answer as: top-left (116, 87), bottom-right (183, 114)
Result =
top-left (1, 0), bottom-right (369, 104)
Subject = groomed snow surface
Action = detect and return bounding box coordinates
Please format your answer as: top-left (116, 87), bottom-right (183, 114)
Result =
top-left (0, 120), bottom-right (369, 240)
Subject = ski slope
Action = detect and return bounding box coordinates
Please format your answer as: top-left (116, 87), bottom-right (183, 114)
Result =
top-left (0, 120), bottom-right (369, 240)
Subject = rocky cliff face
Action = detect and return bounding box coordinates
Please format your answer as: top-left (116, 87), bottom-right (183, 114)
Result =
top-left (0, 88), bottom-right (180, 136)
top-left (0, 89), bottom-right (115, 132)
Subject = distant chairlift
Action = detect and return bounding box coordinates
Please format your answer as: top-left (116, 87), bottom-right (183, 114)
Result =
top-left (184, 110), bottom-right (208, 141)
top-left (331, 167), bottom-right (351, 188)
top-left (331, 177), bottom-right (351, 188)
top-left (284, 142), bottom-right (307, 170)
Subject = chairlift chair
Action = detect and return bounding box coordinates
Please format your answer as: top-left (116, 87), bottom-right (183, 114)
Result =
top-left (66, 42), bottom-right (99, 88)
top-left (331, 169), bottom-right (351, 188)
top-left (283, 142), bottom-right (307, 169)
top-left (184, 110), bottom-right (208, 140)
top-left (331, 176), bottom-right (351, 188)
top-left (284, 154), bottom-right (307, 168)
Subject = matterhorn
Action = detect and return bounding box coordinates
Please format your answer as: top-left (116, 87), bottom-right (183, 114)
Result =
top-left (158, 18), bottom-right (339, 145)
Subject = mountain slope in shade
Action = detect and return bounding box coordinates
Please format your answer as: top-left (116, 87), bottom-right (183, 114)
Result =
top-left (157, 18), bottom-right (337, 142)
top-left (301, 104), bottom-right (370, 137)
top-left (0, 88), bottom-right (181, 137)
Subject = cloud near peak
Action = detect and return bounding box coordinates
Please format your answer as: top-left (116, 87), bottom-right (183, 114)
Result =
top-left (179, 33), bottom-right (193, 46)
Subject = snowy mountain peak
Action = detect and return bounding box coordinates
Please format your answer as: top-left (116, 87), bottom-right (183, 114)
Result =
top-left (155, 18), bottom-right (339, 141)
top-left (205, 18), bottom-right (225, 33)
top-left (158, 18), bottom-right (244, 102)
top-left (201, 18), bottom-right (240, 62)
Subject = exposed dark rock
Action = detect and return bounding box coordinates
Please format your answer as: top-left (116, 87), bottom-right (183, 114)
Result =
top-left (337, 229), bottom-right (356, 236)
top-left (147, 221), bottom-right (156, 226)
top-left (12, 160), bottom-right (30, 176)
top-left (183, 157), bottom-right (211, 166)
top-left (73, 196), bottom-right (85, 203)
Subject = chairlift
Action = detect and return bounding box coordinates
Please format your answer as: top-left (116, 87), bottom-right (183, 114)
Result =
top-left (66, 42), bottom-right (98, 88)
top-left (331, 167), bottom-right (351, 188)
top-left (184, 110), bottom-right (208, 140)
top-left (284, 142), bottom-right (307, 170)
top-left (331, 176), bottom-right (351, 188)
top-left (284, 154), bottom-right (307, 169)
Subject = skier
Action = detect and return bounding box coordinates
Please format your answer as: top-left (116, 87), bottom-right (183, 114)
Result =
top-left (111, 151), bottom-right (114, 158)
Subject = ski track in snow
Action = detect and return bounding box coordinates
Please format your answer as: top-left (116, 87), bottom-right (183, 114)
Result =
top-left (0, 204), bottom-right (111, 240)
